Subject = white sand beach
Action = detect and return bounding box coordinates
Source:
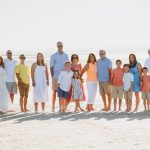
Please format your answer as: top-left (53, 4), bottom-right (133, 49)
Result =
top-left (0, 103), bottom-right (150, 150)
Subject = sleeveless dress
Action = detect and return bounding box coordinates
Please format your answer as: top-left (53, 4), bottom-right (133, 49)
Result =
top-left (68, 63), bottom-right (86, 102)
top-left (33, 65), bottom-right (49, 102)
top-left (86, 63), bottom-right (98, 104)
top-left (129, 63), bottom-right (140, 92)
top-left (0, 67), bottom-right (10, 112)
top-left (71, 78), bottom-right (83, 100)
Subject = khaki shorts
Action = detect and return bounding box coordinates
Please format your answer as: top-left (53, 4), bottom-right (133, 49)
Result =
top-left (52, 77), bottom-right (58, 91)
top-left (99, 81), bottom-right (112, 96)
top-left (112, 86), bottom-right (123, 99)
top-left (124, 90), bottom-right (133, 100)
top-left (142, 92), bottom-right (150, 100)
top-left (6, 82), bottom-right (17, 94)
top-left (18, 82), bottom-right (29, 97)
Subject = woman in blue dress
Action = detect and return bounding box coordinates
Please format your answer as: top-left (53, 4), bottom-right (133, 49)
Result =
top-left (129, 54), bottom-right (142, 112)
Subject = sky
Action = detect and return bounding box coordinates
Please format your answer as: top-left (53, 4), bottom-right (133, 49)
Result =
top-left (0, 0), bottom-right (150, 51)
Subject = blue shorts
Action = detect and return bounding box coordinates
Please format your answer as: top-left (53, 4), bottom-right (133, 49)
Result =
top-left (58, 87), bottom-right (69, 99)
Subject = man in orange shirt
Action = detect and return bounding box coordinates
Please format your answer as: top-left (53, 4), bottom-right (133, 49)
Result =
top-left (111, 60), bottom-right (124, 111)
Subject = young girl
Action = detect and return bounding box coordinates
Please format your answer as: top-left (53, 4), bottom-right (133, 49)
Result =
top-left (71, 70), bottom-right (84, 112)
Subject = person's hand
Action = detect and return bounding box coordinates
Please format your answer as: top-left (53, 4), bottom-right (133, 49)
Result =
top-left (81, 78), bottom-right (84, 82)
top-left (129, 87), bottom-right (132, 92)
top-left (32, 81), bottom-right (35, 87)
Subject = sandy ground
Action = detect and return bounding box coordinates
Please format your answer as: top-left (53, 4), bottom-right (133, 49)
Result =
top-left (0, 102), bottom-right (150, 150)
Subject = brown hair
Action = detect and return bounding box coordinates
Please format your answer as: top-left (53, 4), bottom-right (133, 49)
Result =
top-left (36, 53), bottom-right (45, 66)
top-left (0, 56), bottom-right (4, 68)
top-left (71, 54), bottom-right (79, 62)
top-left (87, 53), bottom-right (97, 63)
top-left (123, 64), bottom-right (130, 68)
top-left (129, 54), bottom-right (137, 68)
top-left (73, 70), bottom-right (80, 79)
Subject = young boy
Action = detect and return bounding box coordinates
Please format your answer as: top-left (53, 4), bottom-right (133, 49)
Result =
top-left (111, 60), bottom-right (124, 111)
top-left (15, 54), bottom-right (30, 112)
top-left (57, 61), bottom-right (73, 112)
top-left (140, 67), bottom-right (150, 111)
top-left (123, 64), bottom-right (134, 112)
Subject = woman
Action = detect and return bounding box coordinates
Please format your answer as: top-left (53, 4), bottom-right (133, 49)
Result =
top-left (0, 56), bottom-right (10, 114)
top-left (31, 53), bottom-right (49, 112)
top-left (81, 53), bottom-right (97, 111)
top-left (129, 54), bottom-right (142, 112)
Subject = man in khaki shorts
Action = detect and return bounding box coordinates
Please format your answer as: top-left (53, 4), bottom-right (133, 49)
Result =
top-left (50, 42), bottom-right (69, 112)
top-left (97, 50), bottom-right (112, 111)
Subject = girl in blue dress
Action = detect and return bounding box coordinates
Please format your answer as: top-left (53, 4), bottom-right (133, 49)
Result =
top-left (129, 54), bottom-right (142, 112)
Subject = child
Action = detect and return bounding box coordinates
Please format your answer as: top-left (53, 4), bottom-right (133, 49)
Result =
top-left (15, 54), bottom-right (30, 112)
top-left (140, 67), bottom-right (150, 111)
top-left (71, 70), bottom-right (84, 112)
top-left (111, 60), bottom-right (124, 111)
top-left (123, 64), bottom-right (134, 112)
top-left (57, 61), bottom-right (73, 112)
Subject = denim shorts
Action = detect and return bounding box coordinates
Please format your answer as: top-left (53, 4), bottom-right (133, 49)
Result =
top-left (58, 87), bottom-right (69, 99)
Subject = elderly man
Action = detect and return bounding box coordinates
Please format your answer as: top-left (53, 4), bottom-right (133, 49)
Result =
top-left (50, 41), bottom-right (69, 112)
top-left (4, 50), bottom-right (17, 105)
top-left (144, 49), bottom-right (150, 75)
top-left (97, 50), bottom-right (112, 111)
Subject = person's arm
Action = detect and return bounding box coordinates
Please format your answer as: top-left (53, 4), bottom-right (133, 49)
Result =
top-left (57, 72), bottom-right (62, 87)
top-left (80, 64), bottom-right (89, 81)
top-left (50, 55), bottom-right (54, 77)
top-left (138, 63), bottom-right (142, 79)
top-left (15, 66), bottom-right (22, 83)
top-left (109, 60), bottom-right (112, 82)
top-left (129, 74), bottom-right (134, 92)
top-left (45, 64), bottom-right (49, 86)
top-left (31, 63), bottom-right (36, 87)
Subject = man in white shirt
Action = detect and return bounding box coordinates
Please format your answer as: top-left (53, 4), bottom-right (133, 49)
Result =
top-left (144, 49), bottom-right (150, 75)
top-left (4, 50), bottom-right (17, 104)
top-left (57, 61), bottom-right (73, 112)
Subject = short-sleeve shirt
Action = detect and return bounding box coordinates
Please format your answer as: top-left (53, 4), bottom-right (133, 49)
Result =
top-left (57, 70), bottom-right (73, 92)
top-left (141, 75), bottom-right (150, 92)
top-left (144, 57), bottom-right (150, 75)
top-left (15, 64), bottom-right (29, 84)
top-left (4, 59), bottom-right (17, 82)
top-left (97, 57), bottom-right (112, 82)
top-left (50, 51), bottom-right (69, 79)
top-left (111, 68), bottom-right (124, 86)
top-left (123, 72), bottom-right (134, 91)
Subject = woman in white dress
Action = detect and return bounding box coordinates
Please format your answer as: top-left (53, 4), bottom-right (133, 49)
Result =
top-left (31, 53), bottom-right (49, 112)
top-left (0, 56), bottom-right (10, 114)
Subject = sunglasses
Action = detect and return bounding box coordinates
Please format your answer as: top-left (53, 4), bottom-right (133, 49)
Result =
top-left (100, 53), bottom-right (105, 55)
top-left (58, 45), bottom-right (63, 47)
top-left (20, 57), bottom-right (25, 59)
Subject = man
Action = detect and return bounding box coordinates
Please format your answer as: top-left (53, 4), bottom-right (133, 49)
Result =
top-left (50, 41), bottom-right (69, 112)
top-left (144, 49), bottom-right (150, 75)
top-left (4, 50), bottom-right (17, 104)
top-left (15, 54), bottom-right (29, 112)
top-left (97, 50), bottom-right (112, 111)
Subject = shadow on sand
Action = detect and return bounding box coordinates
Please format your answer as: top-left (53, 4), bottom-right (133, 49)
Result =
top-left (0, 111), bottom-right (150, 123)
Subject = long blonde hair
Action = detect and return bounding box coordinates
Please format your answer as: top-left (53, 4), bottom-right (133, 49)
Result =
top-left (36, 52), bottom-right (45, 66)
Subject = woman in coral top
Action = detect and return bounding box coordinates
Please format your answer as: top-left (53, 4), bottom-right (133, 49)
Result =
top-left (81, 53), bottom-right (97, 111)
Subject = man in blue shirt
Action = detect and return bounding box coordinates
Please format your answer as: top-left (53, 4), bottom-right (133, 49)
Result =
top-left (50, 41), bottom-right (69, 112)
top-left (97, 50), bottom-right (112, 111)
